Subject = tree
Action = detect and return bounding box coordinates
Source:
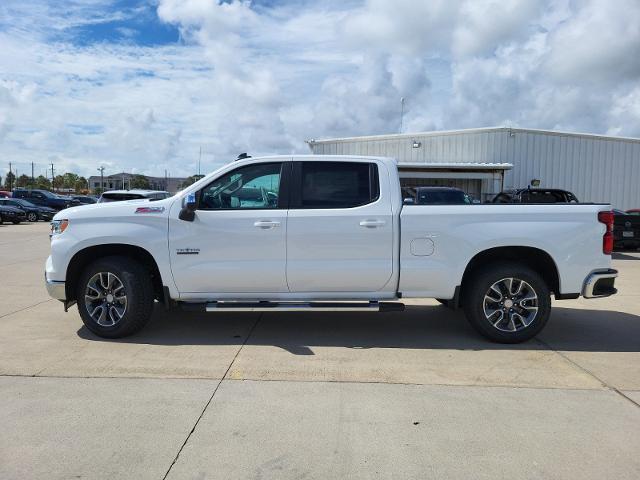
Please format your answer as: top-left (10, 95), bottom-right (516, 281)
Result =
top-left (62, 173), bottom-right (79, 190)
top-left (4, 171), bottom-right (15, 190)
top-left (34, 175), bottom-right (51, 190)
top-left (53, 174), bottom-right (65, 191)
top-left (75, 176), bottom-right (88, 193)
top-left (16, 174), bottom-right (31, 188)
top-left (180, 176), bottom-right (199, 189)
top-left (180, 174), bottom-right (205, 189)
top-left (129, 174), bottom-right (150, 189)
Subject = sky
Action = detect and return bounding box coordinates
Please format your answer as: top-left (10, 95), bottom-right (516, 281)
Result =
top-left (0, 0), bottom-right (639, 179)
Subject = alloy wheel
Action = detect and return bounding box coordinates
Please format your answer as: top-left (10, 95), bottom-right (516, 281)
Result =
top-left (482, 277), bottom-right (539, 332)
top-left (84, 272), bottom-right (128, 327)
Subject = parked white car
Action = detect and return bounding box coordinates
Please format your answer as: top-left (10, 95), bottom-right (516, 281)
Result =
top-left (46, 155), bottom-right (617, 343)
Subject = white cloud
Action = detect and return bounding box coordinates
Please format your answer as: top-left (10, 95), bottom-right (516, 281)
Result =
top-left (0, 0), bottom-right (639, 181)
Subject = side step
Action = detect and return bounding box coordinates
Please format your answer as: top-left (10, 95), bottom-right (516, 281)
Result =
top-left (198, 301), bottom-right (405, 313)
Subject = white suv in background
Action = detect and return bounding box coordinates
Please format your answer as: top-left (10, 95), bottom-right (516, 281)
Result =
top-left (97, 190), bottom-right (171, 203)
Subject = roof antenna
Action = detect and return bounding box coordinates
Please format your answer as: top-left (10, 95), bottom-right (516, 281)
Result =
top-left (236, 153), bottom-right (251, 161)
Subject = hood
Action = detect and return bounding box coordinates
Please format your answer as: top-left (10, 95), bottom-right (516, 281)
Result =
top-left (53, 196), bottom-right (175, 221)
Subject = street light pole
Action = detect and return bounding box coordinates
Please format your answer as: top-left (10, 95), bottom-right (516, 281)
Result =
top-left (97, 166), bottom-right (105, 193)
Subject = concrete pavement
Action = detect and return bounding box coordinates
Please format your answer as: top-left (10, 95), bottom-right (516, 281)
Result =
top-left (0, 222), bottom-right (638, 479)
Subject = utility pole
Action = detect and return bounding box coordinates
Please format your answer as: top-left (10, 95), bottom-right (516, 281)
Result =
top-left (198, 146), bottom-right (202, 177)
top-left (8, 162), bottom-right (11, 190)
top-left (97, 166), bottom-right (105, 193)
top-left (399, 97), bottom-right (405, 133)
top-left (50, 163), bottom-right (55, 191)
top-left (31, 162), bottom-right (34, 186)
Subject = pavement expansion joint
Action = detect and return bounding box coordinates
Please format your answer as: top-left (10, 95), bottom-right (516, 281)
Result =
top-left (0, 299), bottom-right (54, 319)
top-left (535, 337), bottom-right (640, 409)
top-left (161, 312), bottom-right (264, 480)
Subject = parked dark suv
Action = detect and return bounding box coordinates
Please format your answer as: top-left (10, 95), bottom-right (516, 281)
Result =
top-left (12, 189), bottom-right (81, 210)
top-left (491, 188), bottom-right (579, 204)
top-left (612, 209), bottom-right (640, 251)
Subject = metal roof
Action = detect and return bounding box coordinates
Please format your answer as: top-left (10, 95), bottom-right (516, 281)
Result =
top-left (399, 162), bottom-right (512, 171)
top-left (307, 126), bottom-right (640, 145)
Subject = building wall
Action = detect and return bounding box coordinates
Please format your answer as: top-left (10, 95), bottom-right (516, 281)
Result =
top-left (309, 128), bottom-right (640, 209)
top-left (87, 174), bottom-right (187, 193)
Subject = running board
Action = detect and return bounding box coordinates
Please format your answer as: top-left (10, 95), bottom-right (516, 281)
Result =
top-left (201, 301), bottom-right (405, 313)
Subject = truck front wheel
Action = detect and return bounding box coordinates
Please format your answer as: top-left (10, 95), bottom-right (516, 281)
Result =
top-left (462, 263), bottom-right (551, 343)
top-left (76, 256), bottom-right (154, 338)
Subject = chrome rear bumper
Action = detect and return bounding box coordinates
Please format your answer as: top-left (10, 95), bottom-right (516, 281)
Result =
top-left (582, 269), bottom-right (618, 298)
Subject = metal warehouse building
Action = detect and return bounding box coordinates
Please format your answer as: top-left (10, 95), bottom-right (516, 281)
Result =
top-left (307, 127), bottom-right (640, 209)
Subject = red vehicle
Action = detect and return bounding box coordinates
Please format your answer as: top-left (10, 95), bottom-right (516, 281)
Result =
top-left (0, 191), bottom-right (11, 198)
top-left (627, 209), bottom-right (640, 215)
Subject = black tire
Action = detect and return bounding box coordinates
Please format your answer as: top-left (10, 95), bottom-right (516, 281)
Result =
top-left (27, 212), bottom-right (38, 222)
top-left (462, 262), bottom-right (551, 343)
top-left (76, 256), bottom-right (154, 338)
top-left (12, 220), bottom-right (20, 224)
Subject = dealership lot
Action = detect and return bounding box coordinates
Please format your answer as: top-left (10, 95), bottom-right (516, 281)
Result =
top-left (1, 222), bottom-right (639, 479)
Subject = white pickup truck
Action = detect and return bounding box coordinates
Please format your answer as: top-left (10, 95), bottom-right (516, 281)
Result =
top-left (46, 155), bottom-right (618, 343)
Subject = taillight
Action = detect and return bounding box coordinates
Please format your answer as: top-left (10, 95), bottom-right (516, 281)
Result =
top-left (598, 211), bottom-right (614, 255)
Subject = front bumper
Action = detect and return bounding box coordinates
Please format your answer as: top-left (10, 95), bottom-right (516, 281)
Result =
top-left (582, 269), bottom-right (618, 298)
top-left (45, 277), bottom-right (66, 301)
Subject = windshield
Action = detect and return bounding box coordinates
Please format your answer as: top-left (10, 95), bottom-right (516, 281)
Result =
top-left (14, 198), bottom-right (37, 207)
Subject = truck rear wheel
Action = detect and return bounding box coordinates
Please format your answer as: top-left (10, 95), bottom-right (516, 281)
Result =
top-left (462, 263), bottom-right (551, 343)
top-left (76, 256), bottom-right (154, 338)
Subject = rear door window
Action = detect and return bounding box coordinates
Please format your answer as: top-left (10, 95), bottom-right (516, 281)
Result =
top-left (293, 162), bottom-right (379, 209)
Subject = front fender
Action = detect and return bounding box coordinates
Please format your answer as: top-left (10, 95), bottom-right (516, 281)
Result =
top-left (47, 214), bottom-right (178, 298)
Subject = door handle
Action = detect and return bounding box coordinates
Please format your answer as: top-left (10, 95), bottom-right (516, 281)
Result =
top-left (359, 219), bottom-right (386, 228)
top-left (254, 220), bottom-right (281, 229)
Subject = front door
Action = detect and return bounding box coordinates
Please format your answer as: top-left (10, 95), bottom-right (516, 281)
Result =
top-left (286, 160), bottom-right (394, 293)
top-left (169, 161), bottom-right (289, 295)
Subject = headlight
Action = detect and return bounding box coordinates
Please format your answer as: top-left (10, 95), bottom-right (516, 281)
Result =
top-left (50, 219), bottom-right (69, 235)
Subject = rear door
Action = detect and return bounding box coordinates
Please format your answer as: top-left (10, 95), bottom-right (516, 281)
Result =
top-left (286, 160), bottom-right (394, 292)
